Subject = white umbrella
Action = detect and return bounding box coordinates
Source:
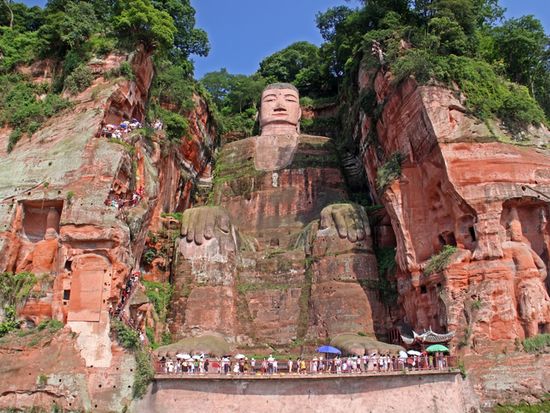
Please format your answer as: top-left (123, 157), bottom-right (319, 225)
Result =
top-left (267, 356), bottom-right (275, 362)
top-left (234, 354), bottom-right (246, 360)
top-left (399, 350), bottom-right (408, 359)
top-left (407, 350), bottom-right (422, 356)
top-left (176, 353), bottom-right (191, 360)
top-left (192, 354), bottom-right (202, 360)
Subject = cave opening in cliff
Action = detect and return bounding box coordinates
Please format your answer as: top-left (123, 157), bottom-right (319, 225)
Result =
top-left (468, 226), bottom-right (477, 242)
top-left (21, 200), bottom-right (63, 242)
top-left (438, 231), bottom-right (457, 248)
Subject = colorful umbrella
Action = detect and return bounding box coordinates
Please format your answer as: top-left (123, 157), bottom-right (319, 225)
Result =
top-left (426, 344), bottom-right (449, 353)
top-left (316, 345), bottom-right (342, 354)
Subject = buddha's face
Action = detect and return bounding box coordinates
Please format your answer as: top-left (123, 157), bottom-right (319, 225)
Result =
top-left (259, 88), bottom-right (301, 130)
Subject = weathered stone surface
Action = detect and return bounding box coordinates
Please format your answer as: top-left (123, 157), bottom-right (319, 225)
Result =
top-left (171, 131), bottom-right (385, 345)
top-left (357, 64), bottom-right (550, 353)
top-left (135, 373), bottom-right (477, 413)
top-left (0, 49), bottom-right (217, 410)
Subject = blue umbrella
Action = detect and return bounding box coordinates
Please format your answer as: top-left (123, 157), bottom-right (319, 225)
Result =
top-left (316, 345), bottom-right (341, 354)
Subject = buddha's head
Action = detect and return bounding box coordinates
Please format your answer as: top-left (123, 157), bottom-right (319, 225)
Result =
top-left (259, 83), bottom-right (301, 135)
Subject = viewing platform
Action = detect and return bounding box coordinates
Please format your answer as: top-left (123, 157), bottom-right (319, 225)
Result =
top-left (137, 369), bottom-right (471, 413)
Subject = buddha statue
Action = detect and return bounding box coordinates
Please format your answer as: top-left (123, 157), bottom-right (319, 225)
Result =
top-left (170, 83), bottom-right (384, 344)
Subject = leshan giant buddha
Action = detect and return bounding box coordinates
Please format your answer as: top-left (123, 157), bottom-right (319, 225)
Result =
top-left (170, 83), bottom-right (387, 345)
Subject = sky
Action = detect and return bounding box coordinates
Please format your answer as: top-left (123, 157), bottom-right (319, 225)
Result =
top-left (191, 0), bottom-right (550, 79)
top-left (16, 0), bottom-right (550, 80)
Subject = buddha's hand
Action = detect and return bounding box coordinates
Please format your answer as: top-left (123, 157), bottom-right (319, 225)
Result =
top-left (180, 206), bottom-right (235, 251)
top-left (320, 203), bottom-right (369, 243)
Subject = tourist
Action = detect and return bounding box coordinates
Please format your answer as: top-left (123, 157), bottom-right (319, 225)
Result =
top-left (267, 355), bottom-right (274, 374)
top-left (273, 358), bottom-right (278, 374)
top-left (251, 357), bottom-right (256, 373)
top-left (261, 358), bottom-right (267, 374)
top-left (287, 357), bottom-right (293, 373)
top-left (300, 358), bottom-right (306, 374)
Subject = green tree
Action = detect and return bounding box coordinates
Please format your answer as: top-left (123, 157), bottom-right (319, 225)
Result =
top-left (1, 3), bottom-right (44, 31)
top-left (493, 16), bottom-right (549, 94)
top-left (200, 68), bottom-right (234, 107)
top-left (151, 0), bottom-right (209, 63)
top-left (225, 74), bottom-right (266, 113)
top-left (39, 1), bottom-right (99, 52)
top-left (113, 0), bottom-right (176, 52)
top-left (258, 41), bottom-right (320, 84)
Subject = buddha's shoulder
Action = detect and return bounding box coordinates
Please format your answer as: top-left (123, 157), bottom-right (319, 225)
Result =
top-left (219, 136), bottom-right (257, 158)
top-left (297, 134), bottom-right (334, 150)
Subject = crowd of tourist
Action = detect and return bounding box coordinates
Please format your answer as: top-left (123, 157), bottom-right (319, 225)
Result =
top-left (110, 271), bottom-right (141, 319)
top-left (104, 185), bottom-right (144, 210)
top-left (99, 118), bottom-right (163, 140)
top-left (155, 352), bottom-right (454, 376)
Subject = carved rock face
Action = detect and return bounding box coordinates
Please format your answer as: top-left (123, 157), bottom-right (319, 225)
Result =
top-left (259, 87), bottom-right (301, 134)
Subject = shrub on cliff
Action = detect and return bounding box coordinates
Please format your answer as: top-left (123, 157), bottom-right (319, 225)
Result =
top-left (142, 280), bottom-right (172, 323)
top-left (64, 64), bottom-right (93, 94)
top-left (111, 319), bottom-right (140, 350)
top-left (376, 152), bottom-right (403, 191)
top-left (425, 245), bottom-right (458, 275)
top-left (523, 334), bottom-right (550, 354)
top-left (133, 348), bottom-right (154, 398)
top-left (0, 76), bottom-right (71, 151)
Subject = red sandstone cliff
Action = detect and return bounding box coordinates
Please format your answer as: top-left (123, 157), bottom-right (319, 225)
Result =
top-left (0, 50), bottom-right (216, 411)
top-left (355, 66), bottom-right (550, 405)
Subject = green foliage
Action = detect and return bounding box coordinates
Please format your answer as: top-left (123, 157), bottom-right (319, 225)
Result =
top-left (376, 152), bottom-right (403, 191)
top-left (318, 0), bottom-right (548, 131)
top-left (36, 319), bottom-right (64, 333)
top-left (425, 245), bottom-right (458, 275)
top-left (0, 27), bottom-right (44, 72)
top-left (522, 334), bottom-right (550, 354)
top-left (111, 319), bottom-right (140, 350)
top-left (150, 61), bottom-right (194, 111)
top-left (0, 75), bottom-right (71, 151)
top-left (86, 34), bottom-right (117, 57)
top-left (7, 129), bottom-right (22, 153)
top-left (133, 348), bottom-right (154, 398)
top-left (39, 1), bottom-right (99, 52)
top-left (493, 394), bottom-right (550, 413)
top-left (64, 64), bottom-right (93, 94)
top-left (151, 0), bottom-right (209, 63)
top-left (0, 306), bottom-right (19, 337)
top-left (142, 280), bottom-right (172, 322)
top-left (156, 107), bottom-right (188, 142)
top-left (37, 373), bottom-right (48, 387)
top-left (360, 247), bottom-right (398, 305)
top-left (160, 212), bottom-right (183, 221)
top-left (199, 69), bottom-right (265, 136)
top-left (0, 272), bottom-right (36, 309)
top-left (300, 116), bottom-right (339, 137)
top-left (457, 360), bottom-right (467, 378)
top-left (258, 41), bottom-right (334, 97)
top-left (142, 248), bottom-right (158, 265)
top-left (113, 0), bottom-right (176, 53)
top-left (106, 61), bottom-right (135, 80)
